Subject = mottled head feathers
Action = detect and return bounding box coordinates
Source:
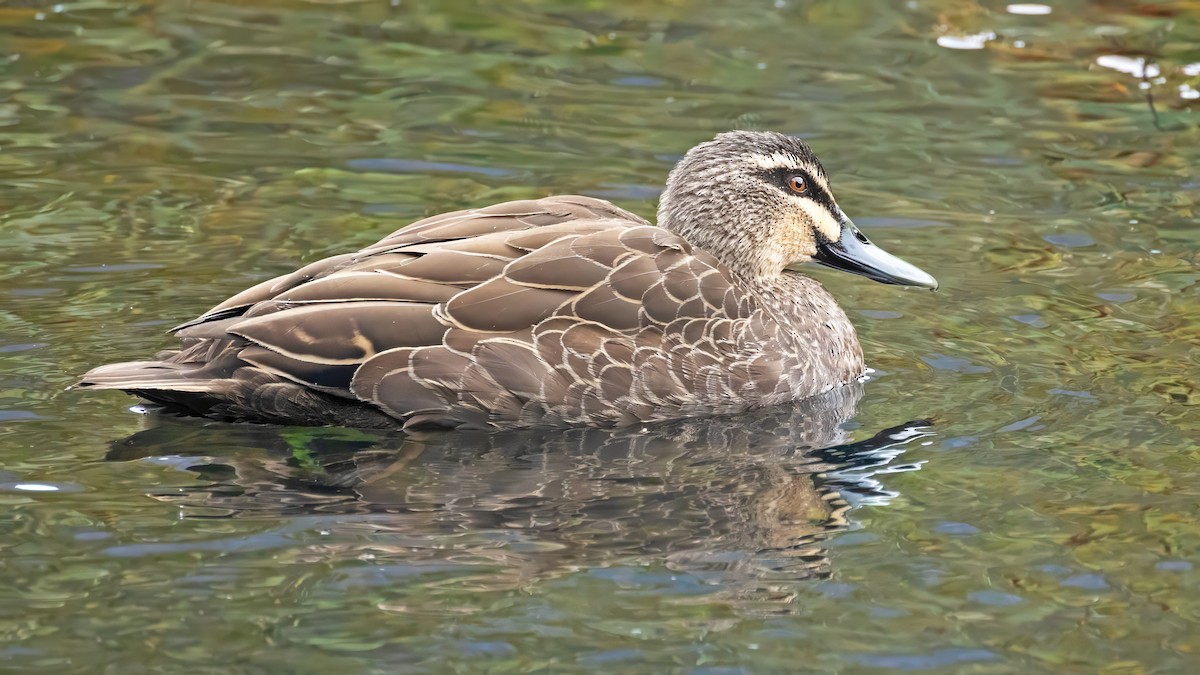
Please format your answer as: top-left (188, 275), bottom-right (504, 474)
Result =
top-left (657, 131), bottom-right (846, 281)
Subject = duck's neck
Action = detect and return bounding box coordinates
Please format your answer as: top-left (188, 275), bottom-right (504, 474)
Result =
top-left (752, 272), bottom-right (866, 387)
top-left (658, 193), bottom-right (782, 281)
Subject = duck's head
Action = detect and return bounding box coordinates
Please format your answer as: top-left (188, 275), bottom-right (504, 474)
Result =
top-left (658, 130), bottom-right (937, 290)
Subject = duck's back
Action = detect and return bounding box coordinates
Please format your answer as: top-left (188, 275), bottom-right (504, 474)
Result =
top-left (78, 195), bottom-right (851, 429)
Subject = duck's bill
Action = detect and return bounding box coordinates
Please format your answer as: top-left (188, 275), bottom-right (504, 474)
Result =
top-left (811, 222), bottom-right (938, 290)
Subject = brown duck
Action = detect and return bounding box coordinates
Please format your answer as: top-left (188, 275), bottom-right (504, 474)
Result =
top-left (78, 131), bottom-right (937, 430)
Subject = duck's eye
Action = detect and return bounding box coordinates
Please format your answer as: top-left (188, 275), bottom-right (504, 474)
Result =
top-left (786, 174), bottom-right (808, 195)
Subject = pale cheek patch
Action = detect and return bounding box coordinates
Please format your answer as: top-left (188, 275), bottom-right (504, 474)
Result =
top-left (793, 197), bottom-right (841, 243)
top-left (765, 211), bottom-right (818, 272)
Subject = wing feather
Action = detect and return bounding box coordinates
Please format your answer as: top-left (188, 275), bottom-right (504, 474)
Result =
top-left (84, 194), bottom-right (776, 429)
top-left (229, 302), bottom-right (447, 364)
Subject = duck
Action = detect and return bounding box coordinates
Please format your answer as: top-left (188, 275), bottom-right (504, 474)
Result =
top-left (77, 131), bottom-right (937, 430)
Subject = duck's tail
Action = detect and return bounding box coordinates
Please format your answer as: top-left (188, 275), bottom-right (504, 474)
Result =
top-left (75, 360), bottom-right (218, 393)
top-left (74, 357), bottom-right (232, 419)
top-left (75, 355), bottom-right (399, 427)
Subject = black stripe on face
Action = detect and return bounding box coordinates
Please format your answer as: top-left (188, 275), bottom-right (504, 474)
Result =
top-left (761, 169), bottom-right (841, 243)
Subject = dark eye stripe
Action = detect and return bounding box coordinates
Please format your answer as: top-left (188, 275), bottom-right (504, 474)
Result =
top-left (762, 168), bottom-right (842, 241)
top-left (765, 169), bottom-right (834, 205)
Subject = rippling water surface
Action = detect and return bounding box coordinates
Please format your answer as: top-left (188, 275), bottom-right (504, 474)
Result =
top-left (1, 0), bottom-right (1198, 671)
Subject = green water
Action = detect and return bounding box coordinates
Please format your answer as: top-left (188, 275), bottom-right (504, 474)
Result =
top-left (1, 0), bottom-right (1198, 671)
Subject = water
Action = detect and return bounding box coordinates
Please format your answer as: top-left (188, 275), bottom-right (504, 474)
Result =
top-left (1, 0), bottom-right (1198, 670)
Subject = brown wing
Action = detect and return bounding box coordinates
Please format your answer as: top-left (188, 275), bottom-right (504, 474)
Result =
top-left (348, 222), bottom-right (773, 429)
top-left (83, 194), bottom-right (778, 429)
top-left (173, 196), bottom-right (645, 333)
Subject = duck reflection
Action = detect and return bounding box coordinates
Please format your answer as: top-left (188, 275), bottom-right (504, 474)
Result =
top-left (106, 383), bottom-right (932, 609)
